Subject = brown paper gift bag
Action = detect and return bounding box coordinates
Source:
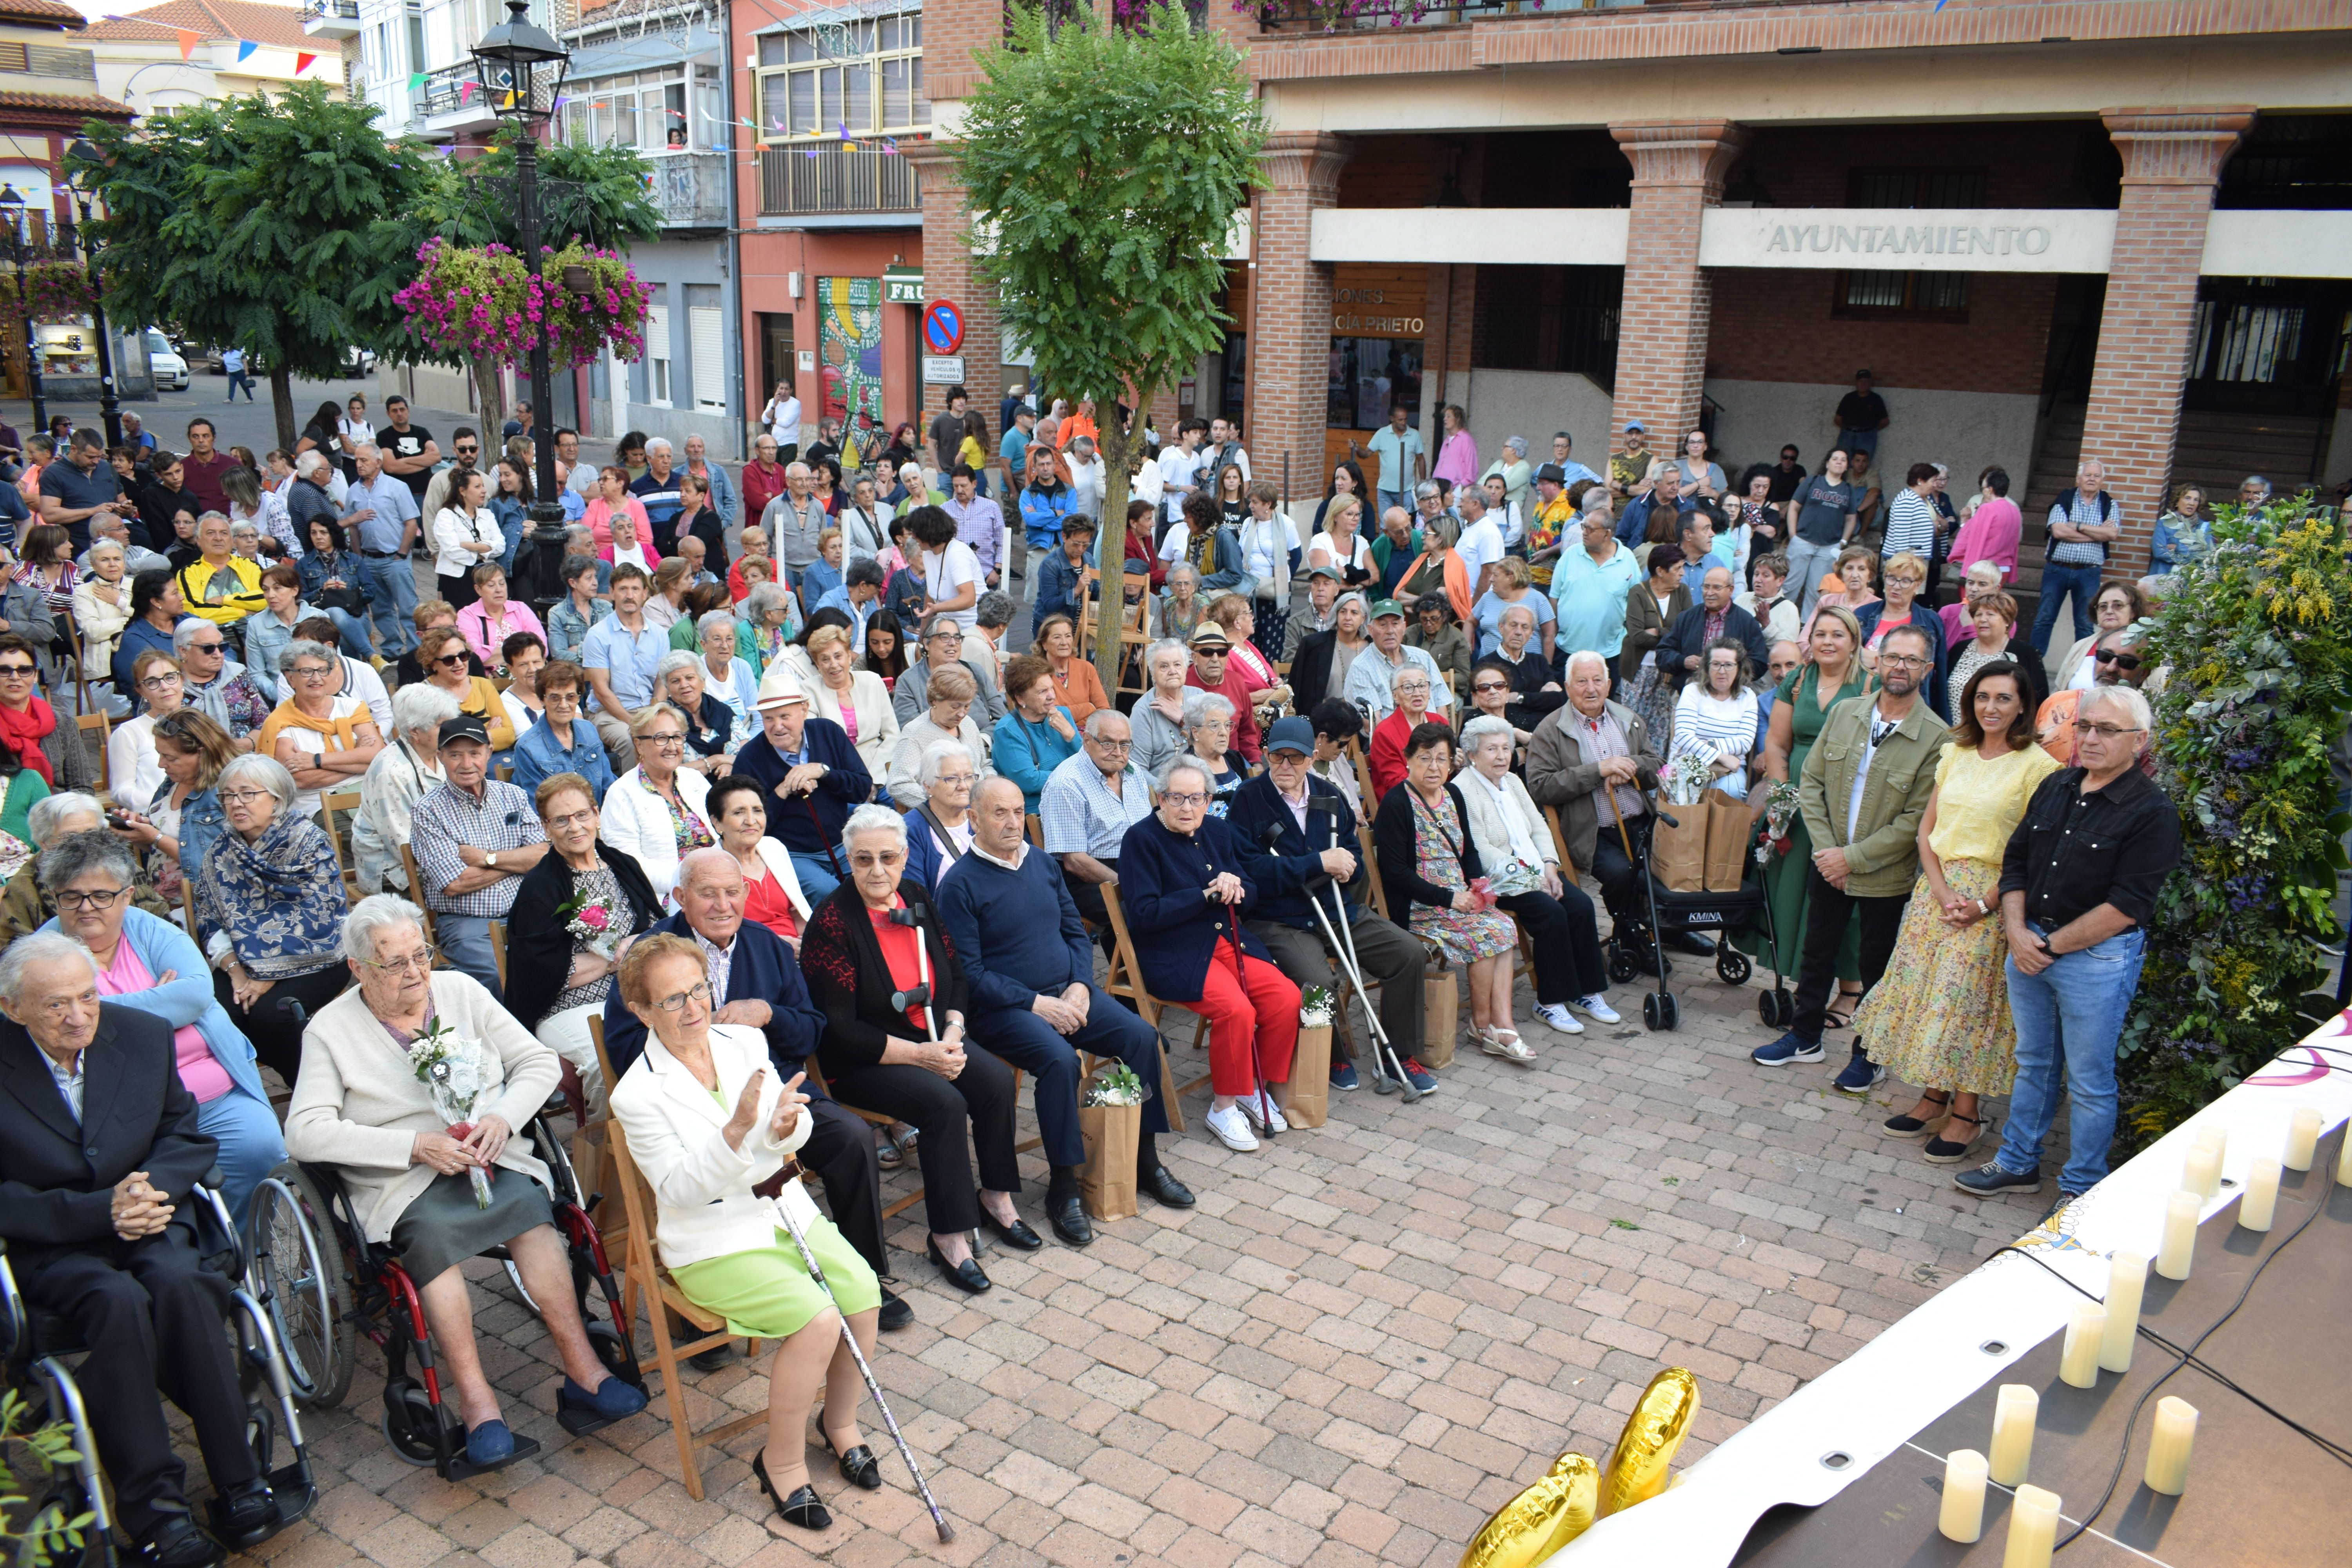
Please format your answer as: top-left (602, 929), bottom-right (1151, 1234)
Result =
top-left (1649, 804), bottom-right (1710, 893)
top-left (1422, 967), bottom-right (1460, 1067)
top-left (1700, 788), bottom-right (1754, 893)
top-left (1077, 1101), bottom-right (1139, 1221)
top-left (1282, 1025), bottom-right (1332, 1128)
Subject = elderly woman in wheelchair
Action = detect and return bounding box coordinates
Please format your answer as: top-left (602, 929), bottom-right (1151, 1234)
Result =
top-left (0, 932), bottom-right (284, 1568)
top-left (282, 894), bottom-right (647, 1470)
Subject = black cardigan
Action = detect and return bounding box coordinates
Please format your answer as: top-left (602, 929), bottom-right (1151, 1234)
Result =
top-left (800, 877), bottom-right (969, 1074)
top-left (503, 846), bottom-right (663, 1031)
top-left (1374, 780), bottom-right (1489, 918)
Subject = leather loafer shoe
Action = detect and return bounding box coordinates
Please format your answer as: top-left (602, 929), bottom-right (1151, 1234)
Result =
top-left (1665, 931), bottom-right (1717, 956)
top-left (877, 1287), bottom-right (913, 1331)
top-left (926, 1236), bottom-right (991, 1293)
top-left (1139, 1164), bottom-right (1195, 1207)
top-left (980, 1210), bottom-right (1044, 1251)
top-left (140, 1515), bottom-right (223, 1568)
top-left (1048, 1192), bottom-right (1094, 1247)
top-left (687, 1341), bottom-right (741, 1373)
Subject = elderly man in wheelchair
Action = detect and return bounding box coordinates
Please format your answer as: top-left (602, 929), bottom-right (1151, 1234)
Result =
top-left (282, 894), bottom-right (648, 1472)
top-left (0, 932), bottom-right (291, 1568)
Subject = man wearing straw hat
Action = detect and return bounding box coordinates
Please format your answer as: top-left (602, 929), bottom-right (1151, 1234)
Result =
top-left (728, 664), bottom-right (871, 905)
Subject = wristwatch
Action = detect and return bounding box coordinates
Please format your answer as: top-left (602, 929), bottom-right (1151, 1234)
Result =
top-left (1974, 897), bottom-right (1990, 916)
top-left (486, 851), bottom-right (499, 869)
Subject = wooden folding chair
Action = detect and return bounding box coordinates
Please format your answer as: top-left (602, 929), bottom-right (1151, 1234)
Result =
top-left (1110, 572), bottom-right (1152, 698)
top-left (319, 788), bottom-right (363, 902)
top-left (1098, 882), bottom-right (1201, 1131)
top-left (396, 844), bottom-right (442, 949)
top-left (1350, 736), bottom-right (1378, 816)
top-left (1025, 813), bottom-right (1045, 850)
top-left (77, 712), bottom-right (111, 793)
top-left (804, 1060), bottom-right (928, 1222)
top-left (489, 920), bottom-right (508, 991)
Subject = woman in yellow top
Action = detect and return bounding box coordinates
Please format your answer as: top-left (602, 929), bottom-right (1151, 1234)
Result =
top-left (174, 512), bottom-right (267, 631)
top-left (415, 626), bottom-right (516, 751)
top-left (1858, 659), bottom-right (2061, 1167)
top-left (259, 639), bottom-right (385, 823)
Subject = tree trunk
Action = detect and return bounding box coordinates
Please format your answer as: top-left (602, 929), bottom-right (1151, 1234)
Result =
top-left (470, 357), bottom-right (507, 438)
top-left (1093, 388), bottom-right (1145, 703)
top-left (269, 365), bottom-right (297, 450)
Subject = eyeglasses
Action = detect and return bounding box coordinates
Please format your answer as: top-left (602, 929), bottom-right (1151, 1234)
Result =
top-left (2071, 720), bottom-right (2145, 738)
top-left (1886, 575), bottom-right (1924, 587)
top-left (1878, 654), bottom-right (1929, 670)
top-left (1472, 681), bottom-right (1509, 694)
top-left (1088, 737), bottom-right (1132, 751)
top-left (139, 673), bottom-right (182, 691)
top-left (929, 631), bottom-right (964, 644)
top-left (189, 642), bottom-right (223, 655)
top-left (934, 772), bottom-right (978, 787)
top-left (360, 946), bottom-right (438, 976)
top-left (640, 733), bottom-right (686, 748)
top-left (1161, 791), bottom-right (1209, 808)
top-left (2092, 649), bottom-right (2143, 671)
top-left (545, 809), bottom-right (597, 833)
top-left (55, 887), bottom-right (126, 911)
top-left (653, 981), bottom-right (715, 1013)
top-left (290, 664), bottom-right (334, 679)
top-left (455, 445), bottom-right (479, 456)
top-left (219, 788), bottom-right (276, 806)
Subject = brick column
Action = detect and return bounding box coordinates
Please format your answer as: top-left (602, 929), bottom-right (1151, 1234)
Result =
top-left (1608, 120), bottom-right (1749, 454)
top-left (900, 141), bottom-right (1002, 442)
top-left (1250, 132), bottom-right (1352, 507)
top-left (2079, 107), bottom-right (2255, 572)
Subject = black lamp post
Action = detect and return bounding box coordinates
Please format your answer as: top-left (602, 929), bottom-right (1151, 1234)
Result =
top-left (472, 0), bottom-right (572, 622)
top-left (0, 186), bottom-right (45, 437)
top-left (64, 140), bottom-right (119, 450)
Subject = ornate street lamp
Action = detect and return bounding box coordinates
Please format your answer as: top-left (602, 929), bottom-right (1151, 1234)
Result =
top-left (64, 139), bottom-right (120, 449)
top-left (472, 0), bottom-right (572, 620)
top-left (0, 185), bottom-right (45, 436)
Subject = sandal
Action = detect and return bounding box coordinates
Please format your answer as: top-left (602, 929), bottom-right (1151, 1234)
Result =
top-left (1882, 1091), bottom-right (1951, 1140)
top-left (1823, 989), bottom-right (1864, 1029)
top-left (1923, 1112), bottom-right (1985, 1165)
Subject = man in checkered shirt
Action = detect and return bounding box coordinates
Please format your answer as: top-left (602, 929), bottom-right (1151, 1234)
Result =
top-left (408, 714), bottom-right (548, 998)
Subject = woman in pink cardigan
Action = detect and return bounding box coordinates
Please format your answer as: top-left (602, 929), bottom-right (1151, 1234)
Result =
top-left (1948, 466), bottom-right (2022, 584)
top-left (1432, 404), bottom-right (1480, 489)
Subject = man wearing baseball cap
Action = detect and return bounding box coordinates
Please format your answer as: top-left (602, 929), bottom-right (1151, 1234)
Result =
top-left (726, 664), bottom-right (871, 902)
top-left (1340, 599), bottom-right (1452, 722)
top-left (1608, 419), bottom-right (1654, 501)
top-left (1225, 715), bottom-right (1436, 1095)
top-left (1183, 622), bottom-right (1266, 764)
top-left (408, 714), bottom-right (549, 997)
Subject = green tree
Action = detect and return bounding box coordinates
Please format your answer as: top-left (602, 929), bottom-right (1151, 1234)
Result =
top-left (73, 83), bottom-right (436, 449)
top-left (958, 2), bottom-right (1265, 691)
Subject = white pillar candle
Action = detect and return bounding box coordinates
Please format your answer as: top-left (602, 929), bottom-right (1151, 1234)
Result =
top-left (2192, 1125), bottom-right (2227, 1162)
top-left (2156, 1189), bottom-right (2201, 1280)
top-left (2001, 1484), bottom-right (2062, 1568)
top-left (1988, 1384), bottom-right (2037, 1486)
top-left (2284, 1107), bottom-right (2323, 1172)
top-left (2144, 1396), bottom-right (2198, 1495)
top-left (2181, 1143), bottom-right (2221, 1201)
top-left (1938, 1448), bottom-right (1989, 1543)
top-left (2100, 1252), bottom-right (2146, 1374)
top-left (2238, 1156), bottom-right (2281, 1231)
top-left (2058, 1301), bottom-right (2106, 1388)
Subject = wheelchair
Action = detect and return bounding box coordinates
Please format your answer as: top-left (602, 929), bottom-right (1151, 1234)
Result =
top-left (252, 1111), bottom-right (644, 1483)
top-left (0, 1172), bottom-right (318, 1568)
top-left (1600, 793), bottom-right (1789, 1033)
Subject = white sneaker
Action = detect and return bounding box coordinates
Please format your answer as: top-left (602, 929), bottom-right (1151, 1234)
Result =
top-left (1571, 994), bottom-right (1622, 1025)
top-left (1534, 1002), bottom-right (1584, 1036)
top-left (1238, 1093), bottom-right (1288, 1134)
top-left (1204, 1104), bottom-right (1259, 1151)
top-left (1479, 1028), bottom-right (1536, 1062)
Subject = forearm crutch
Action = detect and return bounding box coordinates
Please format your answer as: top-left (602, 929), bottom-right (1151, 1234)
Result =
top-left (769, 1191), bottom-right (955, 1543)
top-left (1305, 809), bottom-right (1422, 1103)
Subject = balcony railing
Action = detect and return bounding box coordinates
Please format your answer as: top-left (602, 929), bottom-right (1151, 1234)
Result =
top-left (416, 60), bottom-right (497, 123)
top-left (302, 0), bottom-right (362, 34)
top-left (759, 144), bottom-right (920, 218)
top-left (1247, 0), bottom-right (1816, 31)
top-left (650, 151), bottom-right (728, 228)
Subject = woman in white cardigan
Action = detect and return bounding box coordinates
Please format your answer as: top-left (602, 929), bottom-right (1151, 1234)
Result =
top-left (1455, 714), bottom-right (1619, 1045)
top-left (803, 622), bottom-right (899, 797)
top-left (609, 934), bottom-right (882, 1532)
top-left (599, 702), bottom-right (716, 906)
top-left (283, 895), bottom-right (648, 1469)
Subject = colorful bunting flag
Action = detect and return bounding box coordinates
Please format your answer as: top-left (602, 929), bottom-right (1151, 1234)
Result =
top-left (234, 38), bottom-right (256, 62)
top-left (295, 51), bottom-right (315, 73)
top-left (458, 79), bottom-right (475, 101)
top-left (408, 70), bottom-right (425, 88)
top-left (175, 28), bottom-right (198, 58)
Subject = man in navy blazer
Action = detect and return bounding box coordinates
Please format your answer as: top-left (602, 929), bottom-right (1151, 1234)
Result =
top-left (600, 850), bottom-right (907, 1331)
top-left (940, 779), bottom-right (1194, 1246)
top-left (728, 671), bottom-right (871, 903)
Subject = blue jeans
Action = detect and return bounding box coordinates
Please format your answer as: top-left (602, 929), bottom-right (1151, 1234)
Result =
top-left (1378, 488), bottom-right (1410, 518)
top-left (227, 370), bottom-right (256, 401)
top-left (1833, 427), bottom-right (1878, 464)
top-left (324, 606), bottom-right (373, 659)
top-left (2031, 561), bottom-right (2103, 657)
top-left (198, 1085), bottom-right (286, 1230)
top-left (1994, 924), bottom-right (2147, 1193)
top-left (363, 555), bottom-right (419, 656)
top-left (435, 914), bottom-right (504, 1003)
top-left (790, 848), bottom-right (841, 906)
top-left (1784, 535), bottom-right (1844, 618)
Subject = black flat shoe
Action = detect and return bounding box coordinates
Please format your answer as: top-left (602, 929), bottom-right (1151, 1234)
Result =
top-left (1047, 1193), bottom-right (1093, 1247)
top-left (1665, 932), bottom-right (1716, 956)
top-left (140, 1515), bottom-right (223, 1568)
top-left (877, 1287), bottom-right (913, 1331)
top-left (927, 1236), bottom-right (991, 1294)
top-left (1139, 1164), bottom-right (1196, 1207)
top-left (751, 1450), bottom-right (832, 1531)
top-left (822, 1429), bottom-right (882, 1490)
top-left (210, 1477), bottom-right (279, 1550)
top-left (979, 1210), bottom-right (1044, 1251)
top-left (687, 1341), bottom-right (741, 1372)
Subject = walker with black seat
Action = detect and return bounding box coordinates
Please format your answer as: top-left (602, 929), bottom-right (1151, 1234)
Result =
top-left (1595, 784), bottom-right (1788, 1033)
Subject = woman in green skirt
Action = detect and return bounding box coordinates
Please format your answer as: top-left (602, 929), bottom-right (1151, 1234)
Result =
top-left (1737, 606), bottom-right (1873, 1017)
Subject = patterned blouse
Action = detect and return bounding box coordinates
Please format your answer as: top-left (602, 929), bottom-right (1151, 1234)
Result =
top-left (639, 773), bottom-right (716, 860)
top-left (193, 811), bottom-right (347, 980)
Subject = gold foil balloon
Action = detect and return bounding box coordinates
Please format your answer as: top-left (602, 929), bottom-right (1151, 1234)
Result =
top-left (1597, 1368), bottom-right (1702, 1517)
top-left (1457, 1451), bottom-right (1600, 1568)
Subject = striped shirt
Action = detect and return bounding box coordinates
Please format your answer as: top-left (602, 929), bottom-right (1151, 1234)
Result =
top-left (1672, 686), bottom-right (1761, 800)
top-left (408, 778), bottom-right (545, 918)
top-left (1882, 488), bottom-right (1939, 561)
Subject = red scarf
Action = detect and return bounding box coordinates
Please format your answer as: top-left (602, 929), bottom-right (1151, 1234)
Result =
top-left (0, 695), bottom-right (56, 786)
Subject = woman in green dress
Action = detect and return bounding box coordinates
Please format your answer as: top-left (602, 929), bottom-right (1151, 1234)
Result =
top-left (1737, 604), bottom-right (1871, 1015)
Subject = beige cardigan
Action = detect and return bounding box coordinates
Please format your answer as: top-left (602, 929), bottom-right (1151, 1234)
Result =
top-left (285, 971), bottom-right (562, 1243)
top-left (809, 667), bottom-right (900, 782)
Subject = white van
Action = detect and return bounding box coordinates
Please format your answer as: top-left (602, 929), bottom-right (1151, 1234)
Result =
top-left (146, 328), bottom-right (188, 390)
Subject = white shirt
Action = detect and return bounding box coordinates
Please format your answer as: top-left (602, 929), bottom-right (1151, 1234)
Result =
top-left (338, 416), bottom-right (372, 455)
top-left (1237, 513), bottom-right (1299, 583)
top-left (1456, 515), bottom-right (1504, 587)
top-left (766, 394), bottom-right (802, 438)
top-left (1065, 455), bottom-right (1105, 518)
top-left (432, 505), bottom-right (502, 578)
top-left (500, 688), bottom-right (540, 741)
top-left (1847, 706), bottom-right (1904, 840)
top-left (611, 541), bottom-right (653, 575)
top-left (1156, 444), bottom-right (1201, 523)
top-left (922, 539), bottom-right (982, 629)
top-left (1307, 531), bottom-right (1373, 577)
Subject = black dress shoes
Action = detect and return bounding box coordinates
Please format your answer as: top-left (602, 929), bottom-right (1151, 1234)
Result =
top-left (1665, 931), bottom-right (1717, 956)
top-left (877, 1287), bottom-right (914, 1330)
top-left (210, 1478), bottom-right (280, 1550)
top-left (927, 1236), bottom-right (991, 1294)
top-left (1047, 1192), bottom-right (1093, 1247)
top-left (140, 1515), bottom-right (223, 1568)
top-left (1139, 1164), bottom-right (1196, 1207)
top-left (980, 1210), bottom-right (1044, 1250)
top-left (751, 1450), bottom-right (831, 1531)
top-left (822, 1429), bottom-right (882, 1490)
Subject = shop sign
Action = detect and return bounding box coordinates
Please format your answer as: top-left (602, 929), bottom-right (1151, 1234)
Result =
top-left (884, 267), bottom-right (924, 305)
top-left (1699, 208), bottom-right (2118, 272)
top-left (1328, 287), bottom-right (1423, 336)
top-left (922, 355), bottom-right (965, 385)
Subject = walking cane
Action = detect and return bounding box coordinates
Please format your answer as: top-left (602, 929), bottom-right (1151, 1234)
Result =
top-left (801, 791), bottom-right (845, 880)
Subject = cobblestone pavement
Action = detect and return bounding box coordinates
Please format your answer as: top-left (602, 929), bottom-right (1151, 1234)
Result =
top-left (185, 946), bottom-right (2070, 1568)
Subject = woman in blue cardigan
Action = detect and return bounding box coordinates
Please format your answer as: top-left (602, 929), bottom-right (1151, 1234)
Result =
top-left (991, 653), bottom-right (1080, 812)
top-left (39, 829), bottom-right (285, 1224)
top-left (1117, 758), bottom-right (1299, 1154)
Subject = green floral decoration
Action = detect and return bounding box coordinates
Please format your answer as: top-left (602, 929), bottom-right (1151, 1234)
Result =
top-left (0, 261), bottom-right (96, 325)
top-left (2117, 494), bottom-right (2352, 1153)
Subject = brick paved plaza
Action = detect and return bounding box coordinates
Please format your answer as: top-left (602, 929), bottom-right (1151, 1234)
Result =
top-left (217, 959), bottom-right (2067, 1568)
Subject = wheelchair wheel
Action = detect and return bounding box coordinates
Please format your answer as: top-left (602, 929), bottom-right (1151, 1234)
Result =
top-left (1716, 947), bottom-right (1752, 986)
top-left (381, 1380), bottom-right (455, 1468)
top-left (1606, 944), bottom-right (1639, 985)
top-left (251, 1165), bottom-right (355, 1409)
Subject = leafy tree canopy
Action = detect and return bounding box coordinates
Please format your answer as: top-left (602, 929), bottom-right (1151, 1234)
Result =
top-left (412, 125), bottom-right (661, 254)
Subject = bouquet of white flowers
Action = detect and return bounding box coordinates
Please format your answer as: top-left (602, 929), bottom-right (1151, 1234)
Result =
top-left (1080, 1061), bottom-right (1145, 1108)
top-left (407, 1017), bottom-right (497, 1209)
top-left (555, 886), bottom-right (628, 960)
top-left (1298, 984), bottom-right (1334, 1028)
top-left (1662, 751), bottom-right (1715, 807)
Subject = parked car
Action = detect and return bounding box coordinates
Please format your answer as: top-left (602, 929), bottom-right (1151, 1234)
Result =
top-left (340, 345), bottom-right (376, 376)
top-left (145, 328), bottom-right (188, 390)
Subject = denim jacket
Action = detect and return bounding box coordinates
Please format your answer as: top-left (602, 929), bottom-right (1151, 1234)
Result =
top-left (548, 594), bottom-right (612, 663)
top-left (2149, 510), bottom-right (2211, 575)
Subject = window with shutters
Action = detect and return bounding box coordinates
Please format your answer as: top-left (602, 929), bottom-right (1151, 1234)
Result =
top-left (689, 304), bottom-right (725, 414)
top-left (1830, 167), bottom-right (1983, 322)
top-left (753, 9), bottom-right (927, 142)
top-left (646, 303), bottom-right (672, 408)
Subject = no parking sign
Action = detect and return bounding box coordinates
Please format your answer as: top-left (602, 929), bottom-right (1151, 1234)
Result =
top-left (921, 299), bottom-right (964, 357)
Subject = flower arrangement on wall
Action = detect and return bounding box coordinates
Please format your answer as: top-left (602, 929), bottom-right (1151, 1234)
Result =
top-left (0, 261), bottom-right (97, 325)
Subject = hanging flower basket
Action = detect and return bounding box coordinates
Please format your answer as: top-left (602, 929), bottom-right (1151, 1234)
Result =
top-left (0, 261), bottom-right (96, 325)
top-left (394, 238), bottom-right (651, 369)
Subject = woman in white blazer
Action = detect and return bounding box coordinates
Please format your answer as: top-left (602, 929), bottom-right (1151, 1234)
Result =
top-left (283, 895), bottom-right (648, 1468)
top-left (608, 933), bottom-right (882, 1532)
top-left (599, 703), bottom-right (716, 905)
top-left (802, 622), bottom-right (899, 792)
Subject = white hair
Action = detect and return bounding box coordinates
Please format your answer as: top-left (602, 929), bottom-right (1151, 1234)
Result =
top-left (1460, 714), bottom-right (1515, 750)
top-left (27, 791), bottom-right (106, 846)
top-left (294, 451), bottom-right (326, 478)
top-left (1390, 662), bottom-right (1433, 695)
top-left (218, 753), bottom-right (296, 809)
top-left (842, 802), bottom-right (908, 852)
top-left (1158, 756), bottom-right (1213, 795)
top-left (696, 609), bottom-right (737, 641)
top-left (1566, 649), bottom-right (1611, 679)
top-left (341, 893), bottom-right (425, 964)
top-left (392, 681), bottom-right (460, 739)
top-left (917, 738), bottom-right (973, 788)
top-left (0, 931), bottom-right (96, 1003)
top-left (2077, 684), bottom-right (2153, 736)
top-left (172, 619), bottom-right (216, 654)
top-left (656, 650), bottom-right (702, 682)
top-left (646, 437), bottom-right (672, 455)
top-left (1182, 690), bottom-right (1234, 729)
top-left (87, 539), bottom-right (125, 563)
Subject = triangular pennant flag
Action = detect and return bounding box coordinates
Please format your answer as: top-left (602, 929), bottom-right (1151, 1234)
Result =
top-left (234, 38), bottom-right (256, 61)
top-left (500, 90), bottom-right (515, 108)
top-left (408, 70), bottom-right (425, 88)
top-left (295, 51), bottom-right (315, 73)
top-left (458, 79), bottom-right (475, 101)
top-left (175, 28), bottom-right (198, 58)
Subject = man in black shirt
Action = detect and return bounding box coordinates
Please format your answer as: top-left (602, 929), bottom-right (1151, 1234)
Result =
top-left (377, 395), bottom-right (439, 509)
top-left (1831, 370), bottom-right (1889, 466)
top-left (929, 387), bottom-right (971, 474)
top-left (1749, 445), bottom-right (1807, 507)
top-left (1958, 685), bottom-right (2181, 1208)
